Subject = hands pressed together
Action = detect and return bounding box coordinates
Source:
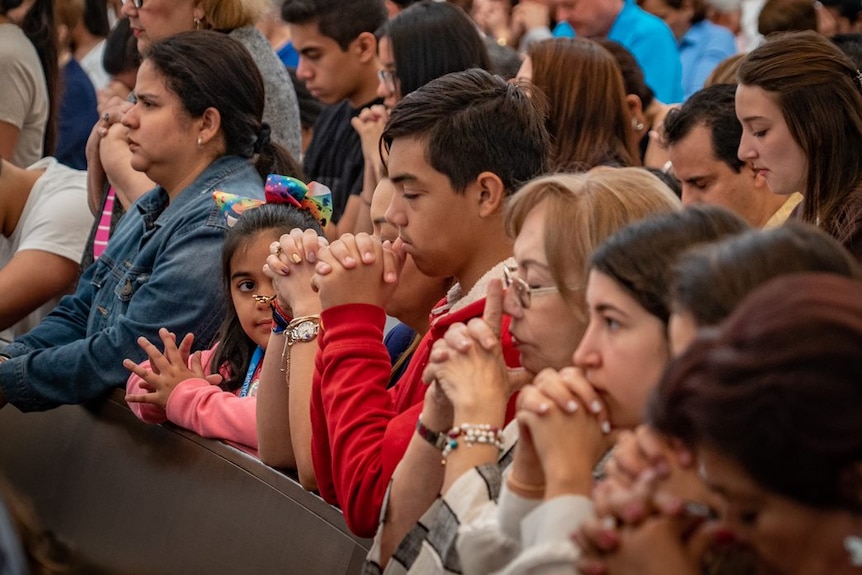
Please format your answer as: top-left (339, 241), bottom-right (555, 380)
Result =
top-left (124, 328), bottom-right (221, 410)
top-left (574, 425), bottom-right (734, 575)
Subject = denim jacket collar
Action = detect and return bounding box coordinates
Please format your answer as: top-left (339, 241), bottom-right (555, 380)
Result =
top-left (135, 156), bottom-right (255, 230)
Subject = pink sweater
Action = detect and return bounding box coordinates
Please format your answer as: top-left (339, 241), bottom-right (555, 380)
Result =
top-left (126, 346), bottom-right (259, 457)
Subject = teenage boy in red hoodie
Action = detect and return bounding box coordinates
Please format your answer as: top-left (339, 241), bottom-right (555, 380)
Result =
top-left (309, 69), bottom-right (549, 537)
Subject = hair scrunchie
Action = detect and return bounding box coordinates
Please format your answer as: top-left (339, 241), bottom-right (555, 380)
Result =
top-left (253, 122), bottom-right (272, 154)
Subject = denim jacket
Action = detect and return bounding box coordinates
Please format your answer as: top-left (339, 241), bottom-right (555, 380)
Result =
top-left (0, 156), bottom-right (265, 411)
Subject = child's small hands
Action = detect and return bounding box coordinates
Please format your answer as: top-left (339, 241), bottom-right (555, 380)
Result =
top-left (124, 328), bottom-right (219, 409)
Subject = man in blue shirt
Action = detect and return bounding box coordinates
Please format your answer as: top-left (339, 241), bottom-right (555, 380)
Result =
top-left (521, 0), bottom-right (684, 103)
top-left (639, 0), bottom-right (737, 100)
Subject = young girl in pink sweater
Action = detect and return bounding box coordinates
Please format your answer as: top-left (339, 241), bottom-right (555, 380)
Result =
top-left (124, 182), bottom-right (327, 456)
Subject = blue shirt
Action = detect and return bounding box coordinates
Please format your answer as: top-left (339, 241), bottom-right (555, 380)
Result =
top-left (0, 156), bottom-right (265, 411)
top-left (276, 41), bottom-right (299, 69)
top-left (56, 58), bottom-right (99, 170)
top-left (680, 20), bottom-right (737, 100)
top-left (553, 0), bottom-right (684, 104)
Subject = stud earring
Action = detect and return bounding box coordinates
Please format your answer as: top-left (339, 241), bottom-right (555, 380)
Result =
top-left (194, 16), bottom-right (201, 30)
top-left (196, 137), bottom-right (203, 148)
top-left (632, 117), bottom-right (645, 132)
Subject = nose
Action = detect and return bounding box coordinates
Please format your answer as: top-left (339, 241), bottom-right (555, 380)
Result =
top-left (296, 57), bottom-right (313, 81)
top-left (502, 285), bottom-right (524, 319)
top-left (120, 0), bottom-right (136, 17)
top-left (121, 104), bottom-right (137, 128)
top-left (384, 192), bottom-right (407, 228)
top-left (679, 184), bottom-right (697, 206)
top-left (737, 131), bottom-right (756, 162)
top-left (572, 322), bottom-right (599, 369)
top-left (256, 296), bottom-right (273, 310)
top-left (376, 76), bottom-right (391, 101)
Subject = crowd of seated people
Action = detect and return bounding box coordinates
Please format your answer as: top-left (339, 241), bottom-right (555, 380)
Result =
top-left (2, 0), bottom-right (862, 573)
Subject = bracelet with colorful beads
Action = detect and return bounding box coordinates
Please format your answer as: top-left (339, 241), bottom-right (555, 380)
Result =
top-left (441, 423), bottom-right (505, 459)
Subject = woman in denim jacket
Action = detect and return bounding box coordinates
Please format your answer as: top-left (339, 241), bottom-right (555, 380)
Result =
top-left (0, 31), bottom-right (301, 412)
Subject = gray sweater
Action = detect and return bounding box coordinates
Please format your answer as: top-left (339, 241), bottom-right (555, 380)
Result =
top-left (229, 26), bottom-right (302, 160)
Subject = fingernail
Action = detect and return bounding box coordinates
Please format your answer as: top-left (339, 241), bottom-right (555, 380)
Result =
top-left (600, 516), bottom-right (616, 530)
top-left (566, 400), bottom-right (578, 413)
top-left (590, 400), bottom-right (602, 413)
top-left (345, 257), bottom-right (356, 266)
top-left (364, 251), bottom-right (374, 262)
top-left (601, 421), bottom-right (611, 434)
top-left (307, 251), bottom-right (316, 263)
top-left (291, 253), bottom-right (302, 264)
top-left (386, 272), bottom-right (397, 283)
top-left (538, 402), bottom-right (550, 414)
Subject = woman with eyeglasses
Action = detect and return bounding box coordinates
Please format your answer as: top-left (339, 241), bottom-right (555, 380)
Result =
top-left (87, 0), bottom-right (302, 223)
top-left (360, 168), bottom-right (681, 574)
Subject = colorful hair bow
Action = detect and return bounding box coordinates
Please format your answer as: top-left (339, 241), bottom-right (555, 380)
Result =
top-left (264, 174), bottom-right (333, 228)
top-left (212, 175), bottom-right (333, 229)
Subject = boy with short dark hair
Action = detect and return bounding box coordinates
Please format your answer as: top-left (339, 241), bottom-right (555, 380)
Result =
top-left (282, 0), bottom-right (387, 231)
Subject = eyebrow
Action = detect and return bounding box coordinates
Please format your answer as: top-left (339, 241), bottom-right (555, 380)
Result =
top-left (230, 270), bottom-right (254, 281)
top-left (593, 302), bottom-right (630, 317)
top-left (739, 114), bottom-right (767, 123)
top-left (389, 173), bottom-right (418, 186)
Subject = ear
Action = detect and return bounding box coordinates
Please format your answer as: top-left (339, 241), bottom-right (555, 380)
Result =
top-left (197, 107), bottom-right (222, 148)
top-left (353, 31), bottom-right (379, 64)
top-left (473, 171), bottom-right (506, 218)
top-left (626, 94), bottom-right (645, 127)
top-left (192, 0), bottom-right (206, 22)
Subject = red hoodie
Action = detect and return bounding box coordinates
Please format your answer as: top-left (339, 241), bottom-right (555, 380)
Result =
top-left (311, 294), bottom-right (519, 537)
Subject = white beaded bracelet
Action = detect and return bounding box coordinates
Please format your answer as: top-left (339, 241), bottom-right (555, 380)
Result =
top-left (441, 423), bottom-right (505, 459)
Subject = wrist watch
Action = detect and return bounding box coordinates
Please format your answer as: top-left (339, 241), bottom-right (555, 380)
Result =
top-left (280, 315), bottom-right (321, 376)
top-left (286, 315), bottom-right (320, 345)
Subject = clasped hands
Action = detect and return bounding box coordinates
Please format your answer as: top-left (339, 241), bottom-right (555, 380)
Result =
top-left (264, 230), bottom-right (405, 313)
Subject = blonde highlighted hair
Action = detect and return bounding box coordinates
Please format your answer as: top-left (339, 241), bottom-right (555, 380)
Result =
top-left (199, 0), bottom-right (270, 30)
top-left (505, 168), bottom-right (681, 310)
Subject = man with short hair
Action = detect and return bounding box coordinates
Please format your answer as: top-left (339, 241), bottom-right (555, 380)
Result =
top-left (663, 83), bottom-right (801, 227)
top-left (282, 0), bottom-right (387, 232)
top-left (309, 69), bottom-right (549, 540)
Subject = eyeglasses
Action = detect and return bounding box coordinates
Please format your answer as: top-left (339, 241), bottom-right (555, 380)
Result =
top-left (503, 265), bottom-right (563, 309)
top-left (121, 0), bottom-right (143, 8)
top-left (377, 69), bottom-right (398, 92)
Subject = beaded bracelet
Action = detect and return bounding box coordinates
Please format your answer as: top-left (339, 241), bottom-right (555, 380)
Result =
top-left (441, 423), bottom-right (505, 459)
top-left (271, 299), bottom-right (291, 334)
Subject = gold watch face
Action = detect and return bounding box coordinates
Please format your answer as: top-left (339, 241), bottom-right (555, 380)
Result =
top-left (291, 320), bottom-right (319, 342)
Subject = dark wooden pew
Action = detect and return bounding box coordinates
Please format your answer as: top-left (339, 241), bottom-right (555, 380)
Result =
top-left (0, 390), bottom-right (370, 575)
